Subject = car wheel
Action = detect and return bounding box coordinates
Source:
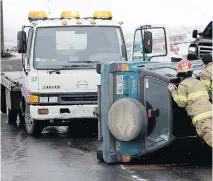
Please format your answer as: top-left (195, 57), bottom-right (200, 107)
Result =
top-left (97, 150), bottom-right (104, 162)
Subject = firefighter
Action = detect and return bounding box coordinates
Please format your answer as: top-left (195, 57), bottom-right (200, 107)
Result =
top-left (168, 59), bottom-right (212, 147)
top-left (200, 53), bottom-right (212, 101)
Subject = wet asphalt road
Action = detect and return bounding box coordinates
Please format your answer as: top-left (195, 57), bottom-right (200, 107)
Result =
top-left (1, 113), bottom-right (212, 181)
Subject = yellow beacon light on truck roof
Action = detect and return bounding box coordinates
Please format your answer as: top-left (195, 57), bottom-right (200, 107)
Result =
top-left (61, 11), bottom-right (80, 19)
top-left (28, 11), bottom-right (47, 22)
top-left (93, 11), bottom-right (112, 20)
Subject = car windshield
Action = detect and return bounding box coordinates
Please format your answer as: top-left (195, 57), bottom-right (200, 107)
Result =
top-left (33, 26), bottom-right (125, 69)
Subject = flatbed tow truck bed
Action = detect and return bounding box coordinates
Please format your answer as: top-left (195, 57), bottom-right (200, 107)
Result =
top-left (1, 71), bottom-right (25, 115)
top-left (1, 71), bottom-right (24, 91)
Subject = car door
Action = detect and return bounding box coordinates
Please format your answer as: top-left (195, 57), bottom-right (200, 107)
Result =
top-left (139, 68), bottom-right (175, 155)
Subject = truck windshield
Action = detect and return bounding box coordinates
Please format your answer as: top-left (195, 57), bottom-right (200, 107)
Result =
top-left (33, 26), bottom-right (126, 69)
top-left (202, 21), bottom-right (212, 38)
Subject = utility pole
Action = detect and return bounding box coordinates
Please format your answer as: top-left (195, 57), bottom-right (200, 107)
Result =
top-left (0, 0), bottom-right (4, 57)
top-left (48, 0), bottom-right (51, 16)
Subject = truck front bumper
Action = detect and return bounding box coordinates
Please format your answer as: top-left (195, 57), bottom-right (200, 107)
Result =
top-left (30, 105), bottom-right (97, 120)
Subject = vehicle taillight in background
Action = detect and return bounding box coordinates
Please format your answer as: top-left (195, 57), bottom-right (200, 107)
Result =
top-left (162, 44), bottom-right (179, 53)
top-left (170, 45), bottom-right (179, 53)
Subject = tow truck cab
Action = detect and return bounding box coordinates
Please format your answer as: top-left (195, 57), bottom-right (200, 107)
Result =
top-left (10, 10), bottom-right (127, 136)
top-left (187, 21), bottom-right (212, 60)
top-left (96, 26), bottom-right (203, 164)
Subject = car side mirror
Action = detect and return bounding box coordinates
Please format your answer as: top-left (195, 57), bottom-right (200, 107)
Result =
top-left (192, 29), bottom-right (198, 39)
top-left (96, 63), bottom-right (101, 74)
top-left (144, 31), bottom-right (152, 54)
top-left (17, 31), bottom-right (27, 53)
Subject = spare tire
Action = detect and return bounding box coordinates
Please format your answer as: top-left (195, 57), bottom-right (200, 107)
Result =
top-left (108, 98), bottom-right (148, 142)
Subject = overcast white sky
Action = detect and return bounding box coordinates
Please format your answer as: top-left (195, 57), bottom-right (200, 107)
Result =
top-left (2, 0), bottom-right (213, 44)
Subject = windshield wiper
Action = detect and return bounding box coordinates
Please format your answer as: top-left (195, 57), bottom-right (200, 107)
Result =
top-left (61, 65), bottom-right (82, 68)
top-left (61, 61), bottom-right (98, 70)
top-left (68, 60), bottom-right (95, 64)
top-left (61, 64), bottom-right (93, 69)
top-left (48, 69), bottom-right (60, 74)
top-left (80, 61), bottom-right (94, 64)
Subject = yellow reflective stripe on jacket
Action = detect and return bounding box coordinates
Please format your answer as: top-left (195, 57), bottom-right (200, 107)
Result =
top-left (187, 91), bottom-right (209, 100)
top-left (173, 91), bottom-right (208, 103)
top-left (192, 111), bottom-right (212, 124)
top-left (201, 80), bottom-right (211, 87)
top-left (173, 94), bottom-right (187, 102)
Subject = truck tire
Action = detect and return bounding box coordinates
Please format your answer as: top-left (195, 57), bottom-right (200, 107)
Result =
top-left (25, 105), bottom-right (43, 137)
top-left (18, 113), bottom-right (25, 128)
top-left (18, 101), bottom-right (25, 128)
top-left (1, 87), bottom-right (6, 113)
top-left (7, 108), bottom-right (17, 125)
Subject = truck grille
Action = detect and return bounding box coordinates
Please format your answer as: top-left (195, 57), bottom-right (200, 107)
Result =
top-left (198, 42), bottom-right (213, 58)
top-left (59, 92), bottom-right (98, 105)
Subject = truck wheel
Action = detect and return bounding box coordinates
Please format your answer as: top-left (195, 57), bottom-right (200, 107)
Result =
top-left (18, 101), bottom-right (25, 128)
top-left (25, 105), bottom-right (43, 137)
top-left (97, 150), bottom-right (104, 162)
top-left (18, 113), bottom-right (25, 128)
top-left (7, 108), bottom-right (17, 125)
top-left (1, 87), bottom-right (6, 113)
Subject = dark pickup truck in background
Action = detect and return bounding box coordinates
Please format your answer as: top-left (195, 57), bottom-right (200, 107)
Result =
top-left (187, 21), bottom-right (212, 60)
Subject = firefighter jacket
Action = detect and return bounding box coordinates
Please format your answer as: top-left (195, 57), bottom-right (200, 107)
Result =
top-left (171, 77), bottom-right (212, 125)
top-left (200, 62), bottom-right (212, 100)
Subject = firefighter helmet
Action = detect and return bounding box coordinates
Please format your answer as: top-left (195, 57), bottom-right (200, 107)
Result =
top-left (177, 59), bottom-right (193, 73)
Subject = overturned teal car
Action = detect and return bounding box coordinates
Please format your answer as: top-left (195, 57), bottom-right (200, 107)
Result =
top-left (94, 25), bottom-right (206, 164)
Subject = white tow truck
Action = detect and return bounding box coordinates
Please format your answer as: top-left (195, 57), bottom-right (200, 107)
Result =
top-left (1, 10), bottom-right (128, 137)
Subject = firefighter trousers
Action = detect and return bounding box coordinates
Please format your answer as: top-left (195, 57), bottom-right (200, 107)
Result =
top-left (195, 118), bottom-right (212, 147)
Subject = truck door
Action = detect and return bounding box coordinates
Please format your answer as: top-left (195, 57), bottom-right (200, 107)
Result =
top-left (139, 69), bottom-right (174, 155)
top-left (131, 25), bottom-right (171, 62)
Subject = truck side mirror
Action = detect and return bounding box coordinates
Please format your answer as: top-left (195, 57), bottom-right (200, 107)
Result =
top-left (144, 31), bottom-right (152, 54)
top-left (192, 29), bottom-right (198, 38)
top-left (17, 31), bottom-right (27, 53)
top-left (96, 63), bottom-right (101, 74)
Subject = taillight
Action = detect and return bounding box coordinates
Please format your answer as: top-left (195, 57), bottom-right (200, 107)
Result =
top-left (171, 45), bottom-right (179, 53)
top-left (117, 154), bottom-right (132, 163)
top-left (116, 64), bottom-right (130, 72)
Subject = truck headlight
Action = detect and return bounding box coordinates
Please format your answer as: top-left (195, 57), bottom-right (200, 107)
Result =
top-left (49, 97), bottom-right (58, 103)
top-left (39, 97), bottom-right (48, 103)
top-left (189, 47), bottom-right (196, 52)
